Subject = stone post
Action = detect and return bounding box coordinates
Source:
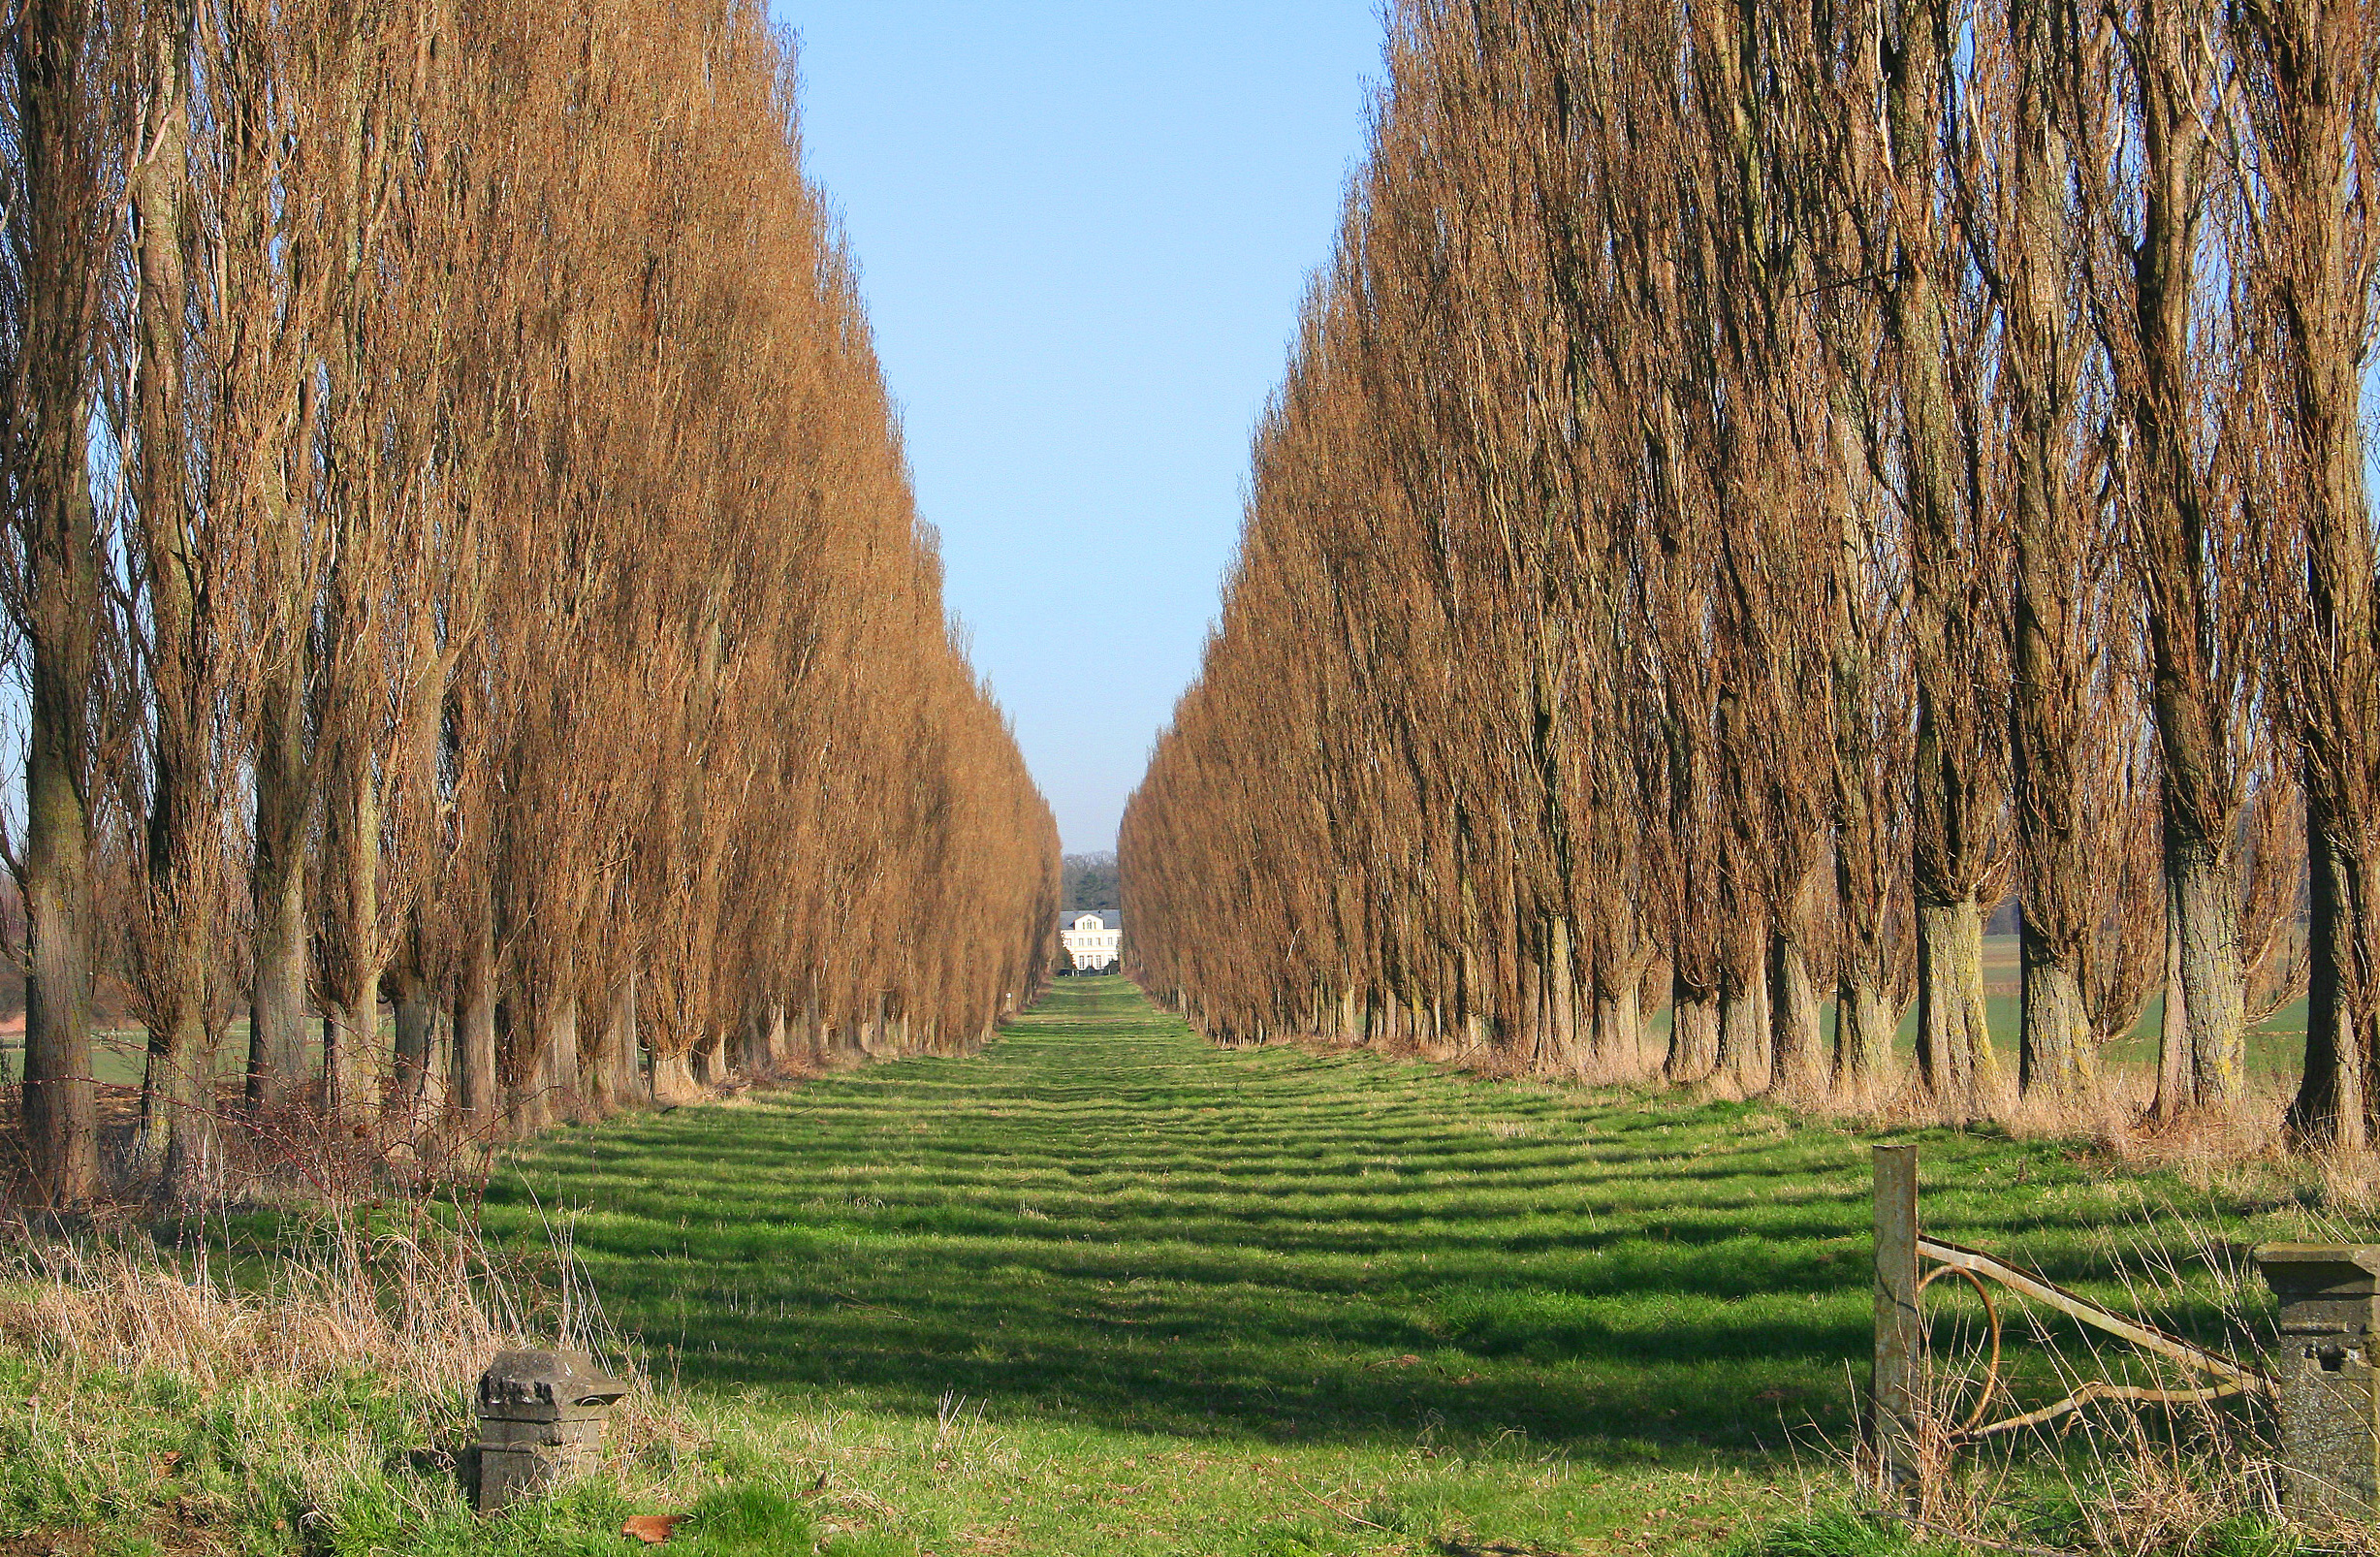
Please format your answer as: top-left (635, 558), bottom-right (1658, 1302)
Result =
top-left (472, 1350), bottom-right (629, 1513)
top-left (2254, 1245), bottom-right (2380, 1520)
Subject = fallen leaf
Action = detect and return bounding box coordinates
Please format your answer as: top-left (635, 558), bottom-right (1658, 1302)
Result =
top-left (620, 1513), bottom-right (686, 1544)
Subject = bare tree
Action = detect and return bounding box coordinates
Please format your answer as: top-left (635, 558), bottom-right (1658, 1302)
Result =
top-left (2226, 0), bottom-right (2380, 1146)
top-left (1, 0), bottom-right (131, 1207)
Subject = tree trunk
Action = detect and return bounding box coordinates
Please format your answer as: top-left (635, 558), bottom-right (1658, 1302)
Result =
top-left (2117, 10), bottom-right (2244, 1122)
top-left (388, 967), bottom-right (434, 1122)
top-left (588, 970), bottom-right (639, 1110)
top-left (248, 670), bottom-right (311, 1112)
top-left (1884, 0), bottom-right (2005, 1128)
top-left (426, 999), bottom-right (453, 1113)
top-left (495, 998), bottom-right (535, 1135)
top-left (126, 8), bottom-right (217, 1201)
top-left (1767, 930), bottom-right (1825, 1101)
top-left (2156, 908), bottom-right (2191, 1118)
top-left (321, 755), bottom-right (380, 1116)
top-left (2017, 906), bottom-right (2094, 1101)
top-left (1519, 944), bottom-right (1544, 1066)
top-left (14, 0), bottom-right (105, 1210)
top-left (1717, 924), bottom-right (1769, 1095)
top-left (2295, 829), bottom-right (2371, 1148)
top-left (1828, 441), bottom-right (1898, 1115)
top-left (1998, 1), bottom-right (2099, 1114)
top-left (1666, 972), bottom-right (1720, 1085)
top-left (453, 916), bottom-right (497, 1137)
top-left (1458, 943), bottom-right (1488, 1054)
top-left (651, 1048), bottom-right (698, 1105)
top-left (2237, 0), bottom-right (2378, 1151)
top-left (1546, 915), bottom-right (1580, 1076)
top-left (2168, 833), bottom-right (2247, 1110)
top-left (137, 1002), bottom-right (214, 1201)
top-left (551, 992), bottom-right (580, 1115)
top-left (1833, 975), bottom-right (1892, 1107)
top-left (1594, 985), bottom-right (1641, 1078)
top-left (326, 990), bottom-right (377, 1119)
top-left (515, 987), bottom-right (576, 1129)
top-left (22, 548), bottom-right (97, 1209)
top-left (1916, 896), bottom-right (2000, 1118)
top-left (727, 1003), bottom-right (763, 1074)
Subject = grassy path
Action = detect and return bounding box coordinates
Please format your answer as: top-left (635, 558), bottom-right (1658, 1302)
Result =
top-left (483, 978), bottom-right (2296, 1556)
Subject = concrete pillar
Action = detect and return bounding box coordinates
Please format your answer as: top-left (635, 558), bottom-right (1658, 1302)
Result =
top-left (2256, 1245), bottom-right (2380, 1520)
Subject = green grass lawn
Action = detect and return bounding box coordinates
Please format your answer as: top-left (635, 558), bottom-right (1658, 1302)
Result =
top-left (459, 977), bottom-right (2330, 1557)
top-left (0, 1026), bottom-right (161, 1089)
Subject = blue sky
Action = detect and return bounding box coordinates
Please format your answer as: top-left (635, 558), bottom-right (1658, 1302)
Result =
top-left (774, 3), bottom-right (1385, 852)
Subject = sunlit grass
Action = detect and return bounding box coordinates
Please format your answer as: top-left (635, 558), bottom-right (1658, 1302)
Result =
top-left (466, 977), bottom-right (2314, 1555)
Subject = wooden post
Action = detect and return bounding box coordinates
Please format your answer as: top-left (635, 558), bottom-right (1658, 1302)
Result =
top-left (1872, 1143), bottom-right (1920, 1505)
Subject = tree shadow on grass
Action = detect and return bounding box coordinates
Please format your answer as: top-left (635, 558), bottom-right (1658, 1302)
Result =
top-left (572, 1228), bottom-right (1870, 1455)
top-left (488, 981), bottom-right (2240, 1463)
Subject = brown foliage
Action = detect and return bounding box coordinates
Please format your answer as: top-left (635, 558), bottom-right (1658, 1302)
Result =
top-left (1, 0), bottom-right (1058, 1205)
top-left (1123, 0), bottom-right (2360, 1139)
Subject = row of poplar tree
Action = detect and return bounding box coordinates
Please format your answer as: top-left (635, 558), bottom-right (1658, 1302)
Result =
top-left (1123, 0), bottom-right (2378, 1141)
top-left (2, 0), bottom-right (1059, 1208)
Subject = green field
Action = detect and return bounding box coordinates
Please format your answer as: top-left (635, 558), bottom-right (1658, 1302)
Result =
top-left (0, 1025), bottom-right (158, 1089)
top-left (0, 1019), bottom-right (355, 1092)
top-left (1602, 934), bottom-right (2309, 1084)
top-left (456, 977), bottom-right (2320, 1556)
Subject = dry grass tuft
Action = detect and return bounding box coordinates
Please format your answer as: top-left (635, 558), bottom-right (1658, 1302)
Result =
top-left (0, 1204), bottom-right (697, 1505)
top-left (2311, 1147), bottom-right (2380, 1215)
top-left (0, 1205), bottom-right (743, 1557)
top-left (0, 1220), bottom-right (519, 1402)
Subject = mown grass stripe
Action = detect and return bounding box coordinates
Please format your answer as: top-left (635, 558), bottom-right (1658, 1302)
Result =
top-left (473, 976), bottom-right (2317, 1554)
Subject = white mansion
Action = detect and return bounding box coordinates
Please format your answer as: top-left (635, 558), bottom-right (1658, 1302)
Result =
top-left (1060, 910), bottom-right (1122, 971)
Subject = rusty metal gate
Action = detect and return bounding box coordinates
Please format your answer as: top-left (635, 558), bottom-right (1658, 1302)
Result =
top-left (1868, 1144), bottom-right (2273, 1499)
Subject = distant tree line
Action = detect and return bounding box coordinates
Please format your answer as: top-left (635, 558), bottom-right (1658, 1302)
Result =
top-left (1063, 853), bottom-right (1122, 914)
top-left (1, 0), bottom-right (1058, 1207)
top-left (1122, 0), bottom-right (2375, 1138)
